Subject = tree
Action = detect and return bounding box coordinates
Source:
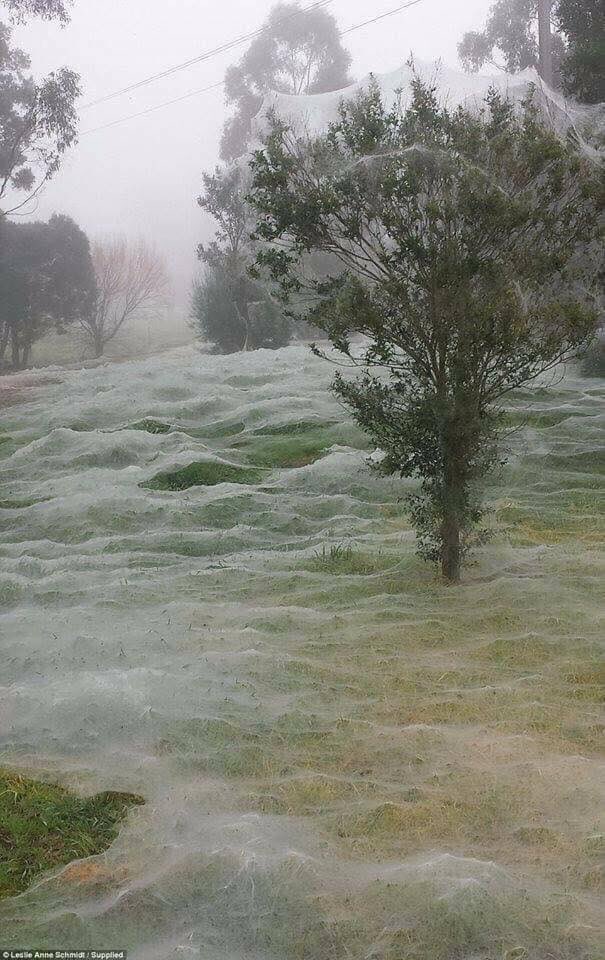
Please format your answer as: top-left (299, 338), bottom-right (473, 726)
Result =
top-left (0, 213), bottom-right (96, 368)
top-left (556, 0), bottom-right (605, 103)
top-left (0, 4), bottom-right (79, 216)
top-left (249, 78), bottom-right (603, 582)
top-left (458, 0), bottom-right (565, 87)
top-left (191, 266), bottom-right (289, 353)
top-left (81, 238), bottom-right (168, 358)
top-left (195, 164), bottom-right (290, 352)
top-left (221, 0), bottom-right (352, 161)
top-left (1, 0), bottom-right (71, 22)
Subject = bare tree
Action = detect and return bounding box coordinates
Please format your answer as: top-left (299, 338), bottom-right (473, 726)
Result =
top-left (81, 238), bottom-right (168, 358)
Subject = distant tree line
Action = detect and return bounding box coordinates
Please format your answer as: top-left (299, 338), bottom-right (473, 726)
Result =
top-left (0, 218), bottom-right (168, 369)
top-left (0, 0), bottom-right (168, 369)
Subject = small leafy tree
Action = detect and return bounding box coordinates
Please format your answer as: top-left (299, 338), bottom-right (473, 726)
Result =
top-left (249, 79), bottom-right (603, 581)
top-left (195, 164), bottom-right (290, 352)
top-left (81, 238), bottom-right (168, 358)
top-left (0, 213), bottom-right (96, 368)
top-left (191, 266), bottom-right (289, 353)
top-left (221, 0), bottom-right (352, 161)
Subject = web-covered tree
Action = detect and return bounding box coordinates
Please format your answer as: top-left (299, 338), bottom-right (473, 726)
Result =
top-left (249, 79), bottom-right (603, 582)
top-left (0, 214), bottom-right (96, 369)
top-left (0, 2), bottom-right (79, 216)
top-left (221, 0), bottom-right (352, 161)
top-left (194, 164), bottom-right (290, 353)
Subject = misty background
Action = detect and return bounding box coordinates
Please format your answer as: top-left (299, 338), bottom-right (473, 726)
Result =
top-left (13, 0), bottom-right (494, 317)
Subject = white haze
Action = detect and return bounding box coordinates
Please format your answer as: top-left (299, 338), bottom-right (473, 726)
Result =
top-left (12, 0), bottom-right (494, 311)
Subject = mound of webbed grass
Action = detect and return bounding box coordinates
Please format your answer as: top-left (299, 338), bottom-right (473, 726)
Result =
top-left (141, 460), bottom-right (263, 491)
top-left (0, 770), bottom-right (143, 898)
top-left (362, 878), bottom-right (592, 960)
top-left (186, 419), bottom-right (246, 439)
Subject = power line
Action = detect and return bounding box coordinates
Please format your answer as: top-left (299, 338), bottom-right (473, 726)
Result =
top-left (340, 0), bottom-right (424, 36)
top-left (82, 81), bottom-right (225, 135)
top-left (81, 0), bottom-right (427, 137)
top-left (82, 0), bottom-right (334, 109)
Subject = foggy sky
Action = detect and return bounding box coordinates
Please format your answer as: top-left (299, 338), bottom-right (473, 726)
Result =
top-left (13, 0), bottom-right (495, 307)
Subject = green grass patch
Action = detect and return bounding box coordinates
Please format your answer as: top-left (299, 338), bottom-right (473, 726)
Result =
top-left (236, 434), bottom-right (329, 469)
top-left (141, 460), bottom-right (263, 491)
top-left (0, 769), bottom-right (143, 898)
top-left (186, 420), bottom-right (246, 439)
top-left (127, 418), bottom-right (172, 434)
top-left (303, 544), bottom-right (396, 576)
top-left (0, 497), bottom-right (47, 510)
top-left (253, 419), bottom-right (336, 437)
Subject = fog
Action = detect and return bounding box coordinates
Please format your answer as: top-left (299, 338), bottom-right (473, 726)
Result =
top-left (13, 0), bottom-right (492, 308)
top-left (2, 2), bottom-right (604, 956)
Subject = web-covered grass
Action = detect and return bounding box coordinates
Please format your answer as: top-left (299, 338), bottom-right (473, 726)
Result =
top-left (0, 346), bottom-right (602, 958)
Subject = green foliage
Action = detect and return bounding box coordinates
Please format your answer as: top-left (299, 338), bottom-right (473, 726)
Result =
top-left (221, 0), bottom-right (352, 161)
top-left (249, 77), bottom-right (603, 580)
top-left (142, 460), bottom-right (263, 491)
top-left (0, 214), bottom-right (96, 369)
top-left (0, 769), bottom-right (143, 898)
top-left (0, 19), bottom-right (79, 216)
top-left (556, 0), bottom-right (605, 102)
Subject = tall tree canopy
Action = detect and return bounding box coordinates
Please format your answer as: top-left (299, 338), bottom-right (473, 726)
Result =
top-left (1, 0), bottom-right (71, 22)
top-left (556, 0), bottom-right (605, 103)
top-left (249, 79), bottom-right (603, 581)
top-left (221, 0), bottom-right (352, 161)
top-left (458, 1), bottom-right (565, 82)
top-left (459, 0), bottom-right (605, 103)
top-left (0, 0), bottom-right (79, 215)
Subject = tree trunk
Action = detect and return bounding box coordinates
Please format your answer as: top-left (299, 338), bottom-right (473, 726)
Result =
top-left (11, 331), bottom-right (22, 370)
top-left (441, 511), bottom-right (462, 584)
top-left (0, 324), bottom-right (9, 363)
top-left (93, 333), bottom-right (104, 359)
top-left (538, 0), bottom-right (554, 88)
